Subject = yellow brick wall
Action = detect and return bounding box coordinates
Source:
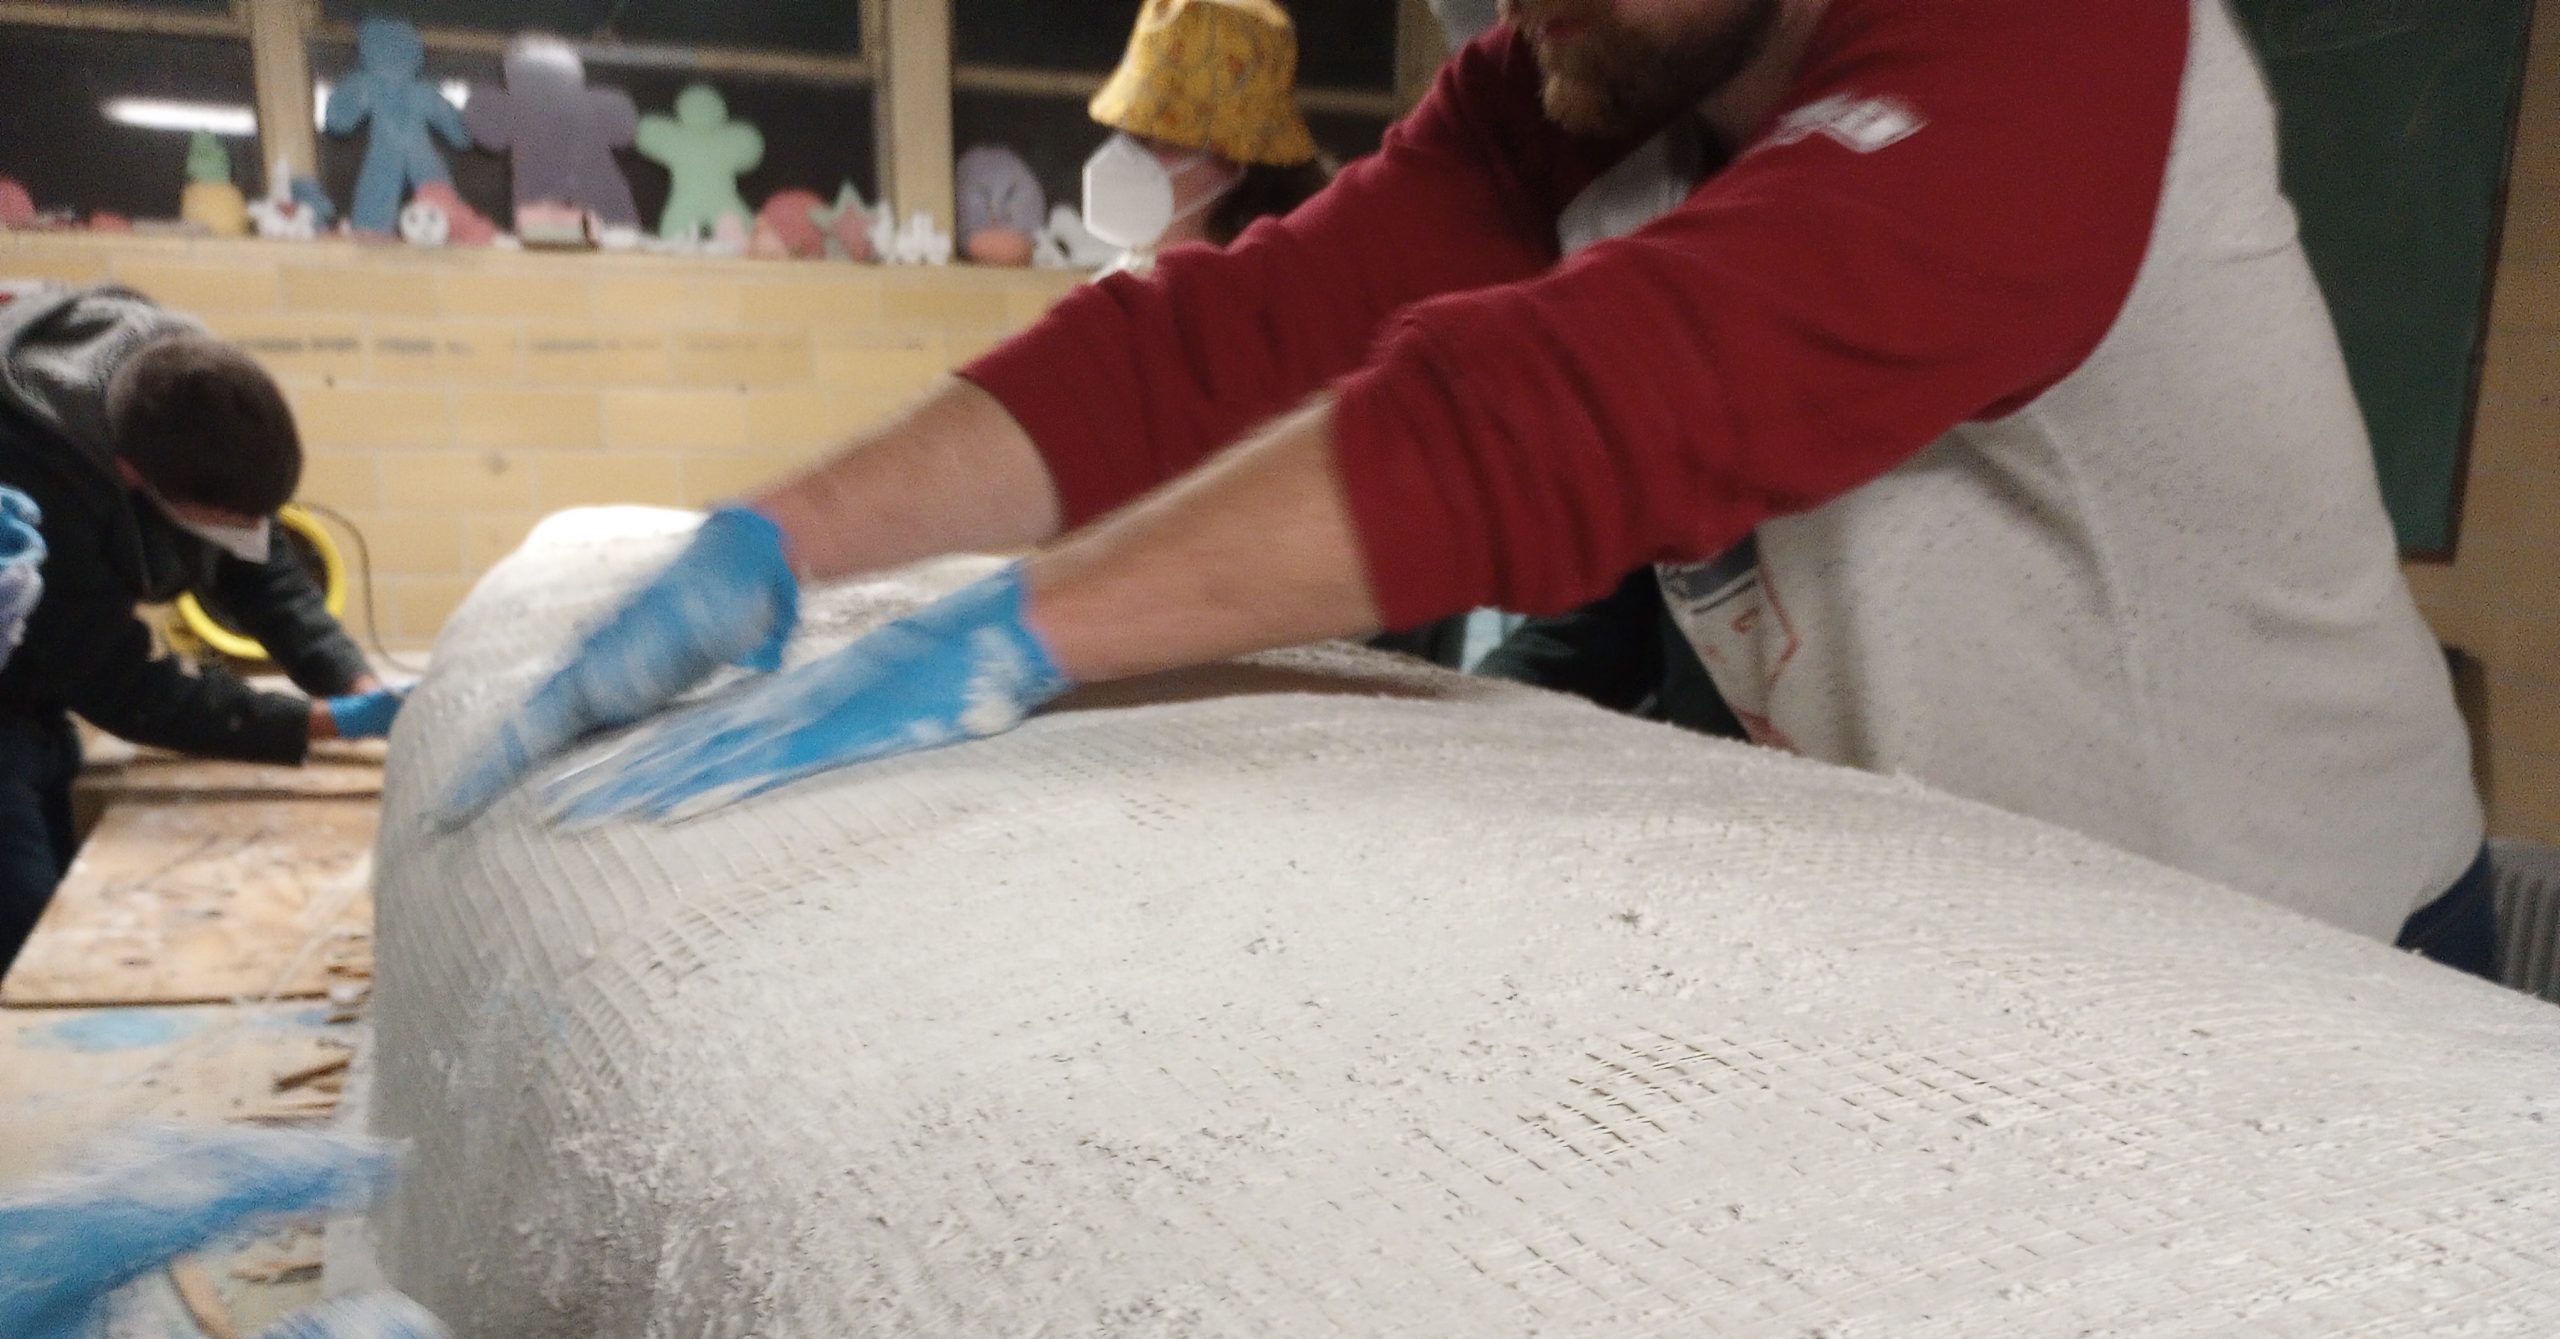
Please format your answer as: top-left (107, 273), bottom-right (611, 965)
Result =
top-left (2404, 0), bottom-right (2560, 843)
top-left (0, 230), bottom-right (1082, 647)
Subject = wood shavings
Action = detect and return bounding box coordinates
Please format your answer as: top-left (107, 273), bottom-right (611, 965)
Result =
top-left (169, 1257), bottom-right (241, 1339)
top-left (273, 1051), bottom-right (353, 1093)
top-left (231, 1238), bottom-right (327, 1285)
top-left (238, 1092), bottom-right (342, 1124)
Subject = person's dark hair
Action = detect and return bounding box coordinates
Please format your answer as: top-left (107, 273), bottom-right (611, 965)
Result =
top-left (105, 334), bottom-right (301, 515)
top-left (1205, 155), bottom-right (1336, 247)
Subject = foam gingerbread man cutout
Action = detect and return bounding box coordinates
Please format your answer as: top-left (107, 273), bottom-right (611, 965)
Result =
top-left (322, 18), bottom-right (470, 234)
top-left (637, 84), bottom-right (764, 243)
top-left (463, 36), bottom-right (641, 230)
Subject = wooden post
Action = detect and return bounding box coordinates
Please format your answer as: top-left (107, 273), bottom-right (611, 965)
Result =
top-left (244, 0), bottom-right (319, 196)
top-left (1395, 0), bottom-right (1446, 114)
top-left (871, 0), bottom-right (956, 235)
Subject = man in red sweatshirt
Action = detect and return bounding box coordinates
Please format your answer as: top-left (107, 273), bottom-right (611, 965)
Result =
top-left (454, 0), bottom-right (2491, 973)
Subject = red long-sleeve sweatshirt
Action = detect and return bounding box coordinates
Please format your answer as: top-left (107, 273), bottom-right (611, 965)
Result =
top-left (964, 0), bottom-right (2486, 942)
top-left (963, 2), bottom-right (2176, 627)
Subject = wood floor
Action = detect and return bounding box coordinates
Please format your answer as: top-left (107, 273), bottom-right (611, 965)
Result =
top-left (1, 736), bottom-right (386, 1337)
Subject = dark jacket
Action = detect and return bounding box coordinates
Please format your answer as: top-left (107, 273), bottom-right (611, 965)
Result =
top-left (1475, 569), bottom-right (1743, 740)
top-left (0, 283), bottom-right (368, 763)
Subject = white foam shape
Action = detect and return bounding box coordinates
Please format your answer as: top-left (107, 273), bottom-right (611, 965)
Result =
top-left (369, 508), bottom-right (2560, 1337)
top-left (867, 200), bottom-right (898, 264)
top-left (394, 199), bottom-right (447, 248)
top-left (248, 154), bottom-right (319, 240)
top-left (886, 209), bottom-right (952, 265)
top-left (1041, 201), bottom-right (1118, 268)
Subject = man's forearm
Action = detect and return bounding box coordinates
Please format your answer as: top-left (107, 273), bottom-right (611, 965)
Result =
top-left (745, 376), bottom-right (1063, 586)
top-left (531, 396), bottom-right (1396, 826)
top-left (1023, 395), bottom-right (1385, 684)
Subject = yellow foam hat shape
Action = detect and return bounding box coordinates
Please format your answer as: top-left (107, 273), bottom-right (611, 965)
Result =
top-left (1089, 0), bottom-right (1320, 167)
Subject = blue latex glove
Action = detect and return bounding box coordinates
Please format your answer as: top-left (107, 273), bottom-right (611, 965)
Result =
top-left (545, 563), bottom-right (1068, 825)
top-left (434, 507), bottom-right (798, 828)
top-left (326, 684), bottom-right (409, 739)
top-left (0, 486), bottom-right (44, 670)
top-left (0, 1124), bottom-right (399, 1339)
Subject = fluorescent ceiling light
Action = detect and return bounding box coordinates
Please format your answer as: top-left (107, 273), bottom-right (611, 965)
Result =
top-left (311, 80), bottom-right (471, 130)
top-left (104, 98), bottom-right (257, 136)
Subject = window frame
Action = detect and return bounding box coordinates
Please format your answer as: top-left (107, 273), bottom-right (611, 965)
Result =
top-left (0, 0), bottom-right (1444, 235)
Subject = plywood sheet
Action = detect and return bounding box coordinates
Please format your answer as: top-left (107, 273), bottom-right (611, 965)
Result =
top-left (0, 1003), bottom-right (357, 1173)
top-left (2, 797), bottom-right (376, 1007)
top-left (77, 740), bottom-right (388, 800)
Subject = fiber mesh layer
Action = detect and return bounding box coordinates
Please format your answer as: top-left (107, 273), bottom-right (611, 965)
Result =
top-left (373, 508), bottom-right (2560, 1338)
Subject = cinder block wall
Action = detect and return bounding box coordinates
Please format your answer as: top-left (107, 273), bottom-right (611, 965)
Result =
top-left (0, 230), bottom-right (1081, 646)
top-left (2405, 0), bottom-right (2560, 845)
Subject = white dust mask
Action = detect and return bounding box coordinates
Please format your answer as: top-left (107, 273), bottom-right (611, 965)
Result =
top-left (1081, 133), bottom-right (1236, 252)
top-left (149, 493), bottom-right (272, 563)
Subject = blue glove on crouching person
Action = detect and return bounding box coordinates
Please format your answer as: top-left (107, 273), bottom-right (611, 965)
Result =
top-left (326, 684), bottom-right (409, 739)
top-left (544, 562), bottom-right (1069, 825)
top-left (433, 506), bottom-right (799, 827)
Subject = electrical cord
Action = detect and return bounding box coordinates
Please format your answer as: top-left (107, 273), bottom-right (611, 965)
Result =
top-left (296, 500), bottom-right (429, 677)
top-left (83, 503), bottom-right (419, 1112)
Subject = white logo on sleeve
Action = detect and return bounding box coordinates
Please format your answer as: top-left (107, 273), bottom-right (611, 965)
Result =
top-left (1765, 93), bottom-right (1926, 154)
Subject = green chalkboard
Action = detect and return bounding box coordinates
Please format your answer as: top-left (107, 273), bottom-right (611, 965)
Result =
top-left (2231, 0), bottom-right (2539, 556)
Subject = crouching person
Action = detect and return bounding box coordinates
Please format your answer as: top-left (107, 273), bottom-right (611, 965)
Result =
top-left (0, 283), bottom-right (404, 981)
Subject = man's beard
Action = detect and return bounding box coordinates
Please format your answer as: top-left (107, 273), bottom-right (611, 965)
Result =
top-left (1505, 0), bottom-right (1781, 139)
